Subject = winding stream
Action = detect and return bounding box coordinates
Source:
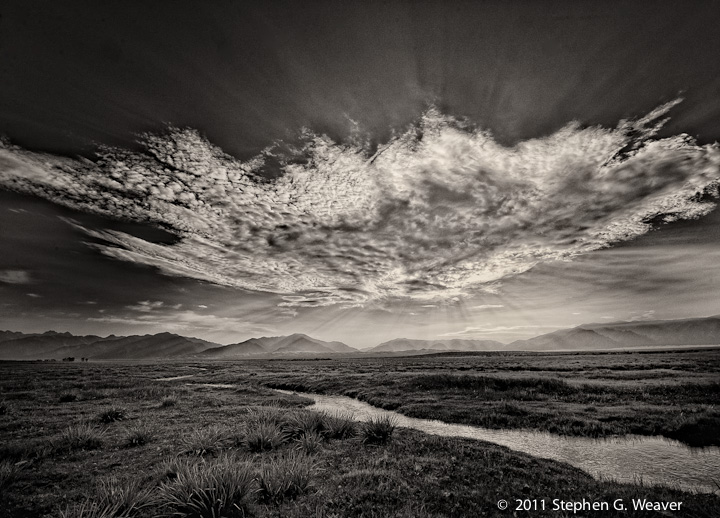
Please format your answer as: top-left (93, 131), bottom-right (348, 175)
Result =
top-left (277, 390), bottom-right (720, 493)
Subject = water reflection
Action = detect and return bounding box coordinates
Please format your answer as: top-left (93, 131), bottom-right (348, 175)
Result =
top-left (277, 390), bottom-right (720, 494)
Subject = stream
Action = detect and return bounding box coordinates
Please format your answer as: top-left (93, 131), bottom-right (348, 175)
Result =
top-left (277, 390), bottom-right (720, 493)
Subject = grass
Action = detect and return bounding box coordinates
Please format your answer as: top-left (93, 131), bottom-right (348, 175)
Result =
top-left (123, 422), bottom-right (156, 447)
top-left (55, 422), bottom-right (106, 452)
top-left (156, 455), bottom-right (254, 518)
top-left (256, 452), bottom-right (315, 504)
top-left (244, 421), bottom-right (287, 452)
top-left (321, 411), bottom-right (357, 440)
top-left (0, 459), bottom-right (19, 491)
top-left (97, 407), bottom-right (127, 423)
top-left (59, 392), bottom-right (78, 403)
top-left (160, 395), bottom-right (178, 408)
top-left (177, 425), bottom-right (228, 456)
top-left (0, 352), bottom-right (718, 517)
top-left (295, 430), bottom-right (324, 454)
top-left (94, 476), bottom-right (156, 516)
top-left (360, 416), bottom-right (396, 445)
top-left (261, 356), bottom-right (720, 446)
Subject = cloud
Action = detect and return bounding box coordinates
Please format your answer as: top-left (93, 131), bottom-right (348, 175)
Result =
top-left (0, 270), bottom-right (30, 284)
top-left (1, 100), bottom-right (719, 307)
top-left (439, 324), bottom-right (559, 337)
top-left (26, 293), bottom-right (41, 298)
top-left (628, 310), bottom-right (656, 322)
top-left (472, 304), bottom-right (504, 310)
top-left (87, 308), bottom-right (272, 336)
top-left (126, 300), bottom-right (164, 312)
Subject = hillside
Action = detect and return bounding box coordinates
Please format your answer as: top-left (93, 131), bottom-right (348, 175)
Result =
top-left (200, 333), bottom-right (357, 357)
top-left (196, 338), bottom-right (268, 358)
top-left (0, 330), bottom-right (218, 360)
top-left (509, 316), bottom-right (720, 350)
top-left (367, 338), bottom-right (504, 353)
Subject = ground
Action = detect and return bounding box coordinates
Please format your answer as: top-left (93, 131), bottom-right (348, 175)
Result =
top-left (0, 348), bottom-right (718, 517)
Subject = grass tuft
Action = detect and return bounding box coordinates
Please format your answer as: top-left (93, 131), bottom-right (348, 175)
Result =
top-left (160, 395), bottom-right (178, 408)
top-left (123, 422), bottom-right (156, 448)
top-left (156, 455), bottom-right (254, 518)
top-left (97, 407), bottom-right (127, 423)
top-left (322, 411), bottom-right (357, 440)
top-left (58, 500), bottom-right (123, 518)
top-left (56, 422), bottom-right (106, 452)
top-left (178, 425), bottom-right (227, 456)
top-left (295, 430), bottom-right (324, 454)
top-left (59, 392), bottom-right (78, 403)
top-left (360, 416), bottom-right (396, 445)
top-left (0, 459), bottom-right (19, 491)
top-left (95, 475), bottom-right (156, 516)
top-left (281, 410), bottom-right (326, 440)
top-left (256, 451), bottom-right (315, 504)
top-left (244, 421), bottom-right (286, 452)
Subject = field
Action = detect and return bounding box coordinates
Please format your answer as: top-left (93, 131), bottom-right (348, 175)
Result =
top-left (1, 348), bottom-right (719, 517)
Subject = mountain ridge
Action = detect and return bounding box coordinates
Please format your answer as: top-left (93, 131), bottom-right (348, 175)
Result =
top-left (2, 315), bottom-right (720, 359)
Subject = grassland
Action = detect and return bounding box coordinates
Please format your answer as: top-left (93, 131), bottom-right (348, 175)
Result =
top-left (0, 349), bottom-right (718, 517)
top-left (260, 348), bottom-right (720, 447)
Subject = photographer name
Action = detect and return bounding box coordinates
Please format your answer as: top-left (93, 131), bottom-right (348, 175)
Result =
top-left (514, 498), bottom-right (683, 513)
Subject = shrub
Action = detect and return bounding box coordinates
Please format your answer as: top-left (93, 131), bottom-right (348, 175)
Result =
top-left (98, 407), bottom-right (127, 423)
top-left (360, 416), bottom-right (396, 445)
top-left (124, 422), bottom-right (156, 448)
top-left (178, 425), bottom-right (227, 456)
top-left (0, 401), bottom-right (8, 415)
top-left (244, 421), bottom-right (286, 452)
top-left (322, 411), bottom-right (357, 440)
top-left (56, 422), bottom-right (105, 452)
top-left (256, 452), bottom-right (315, 504)
top-left (59, 393), bottom-right (78, 403)
top-left (156, 455), bottom-right (254, 518)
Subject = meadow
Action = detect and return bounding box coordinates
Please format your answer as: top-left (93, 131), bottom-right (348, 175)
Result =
top-left (0, 348), bottom-right (719, 517)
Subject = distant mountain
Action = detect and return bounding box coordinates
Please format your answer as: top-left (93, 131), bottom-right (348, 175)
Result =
top-left (196, 338), bottom-right (269, 358)
top-left (0, 330), bottom-right (219, 360)
top-left (509, 316), bottom-right (720, 351)
top-left (200, 333), bottom-right (357, 357)
top-left (0, 331), bottom-right (103, 359)
top-left (367, 338), bottom-right (504, 353)
top-left (55, 332), bottom-right (216, 359)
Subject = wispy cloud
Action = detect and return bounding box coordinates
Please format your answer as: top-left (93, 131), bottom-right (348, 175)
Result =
top-left (126, 300), bottom-right (165, 312)
top-left (0, 270), bottom-right (31, 284)
top-left (472, 304), bottom-right (504, 310)
top-left (88, 308), bottom-right (272, 336)
top-left (439, 324), bottom-right (559, 337)
top-left (1, 100), bottom-right (718, 307)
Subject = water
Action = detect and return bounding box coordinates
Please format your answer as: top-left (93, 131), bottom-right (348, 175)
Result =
top-left (276, 390), bottom-right (720, 494)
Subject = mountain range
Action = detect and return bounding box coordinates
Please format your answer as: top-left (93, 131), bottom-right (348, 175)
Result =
top-left (197, 333), bottom-right (356, 358)
top-left (367, 338), bottom-right (504, 353)
top-left (508, 316), bottom-right (720, 351)
top-left (1, 315), bottom-right (719, 360)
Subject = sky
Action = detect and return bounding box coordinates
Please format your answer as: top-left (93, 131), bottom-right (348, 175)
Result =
top-left (1, 1), bottom-right (720, 349)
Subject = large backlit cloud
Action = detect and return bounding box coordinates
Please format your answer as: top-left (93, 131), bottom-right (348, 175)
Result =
top-left (1, 101), bottom-right (718, 307)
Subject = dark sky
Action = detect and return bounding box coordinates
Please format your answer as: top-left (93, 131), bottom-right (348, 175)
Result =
top-left (2, 1), bottom-right (720, 347)
top-left (2, 1), bottom-right (720, 157)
